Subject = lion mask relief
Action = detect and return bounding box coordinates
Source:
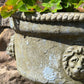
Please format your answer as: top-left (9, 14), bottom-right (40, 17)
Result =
top-left (62, 46), bottom-right (84, 80)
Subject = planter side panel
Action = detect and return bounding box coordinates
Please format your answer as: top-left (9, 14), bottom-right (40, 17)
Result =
top-left (15, 32), bottom-right (84, 84)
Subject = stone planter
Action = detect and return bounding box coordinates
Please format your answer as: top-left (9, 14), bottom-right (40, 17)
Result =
top-left (9, 12), bottom-right (84, 84)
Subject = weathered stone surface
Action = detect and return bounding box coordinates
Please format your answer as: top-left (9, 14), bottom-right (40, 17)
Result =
top-left (0, 51), bottom-right (11, 63)
top-left (1, 17), bottom-right (10, 27)
top-left (6, 35), bottom-right (15, 57)
top-left (12, 15), bottom-right (84, 84)
top-left (13, 20), bottom-right (84, 35)
top-left (62, 46), bottom-right (84, 80)
top-left (0, 57), bottom-right (34, 84)
top-left (0, 29), bottom-right (34, 84)
top-left (0, 29), bottom-right (14, 51)
top-left (12, 12), bottom-right (84, 22)
top-left (15, 33), bottom-right (84, 84)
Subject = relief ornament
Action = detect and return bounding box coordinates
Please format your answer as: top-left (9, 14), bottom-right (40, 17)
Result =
top-left (62, 46), bottom-right (84, 80)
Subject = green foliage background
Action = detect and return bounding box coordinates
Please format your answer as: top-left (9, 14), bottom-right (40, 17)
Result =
top-left (0, 0), bottom-right (84, 18)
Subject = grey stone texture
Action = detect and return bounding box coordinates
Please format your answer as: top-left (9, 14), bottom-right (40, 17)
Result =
top-left (6, 35), bottom-right (15, 57)
top-left (62, 46), bottom-right (84, 80)
top-left (0, 17), bottom-right (10, 27)
top-left (12, 12), bottom-right (84, 22)
top-left (10, 13), bottom-right (84, 84)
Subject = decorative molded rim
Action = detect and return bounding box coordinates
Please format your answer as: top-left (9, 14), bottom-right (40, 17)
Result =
top-left (12, 12), bottom-right (84, 22)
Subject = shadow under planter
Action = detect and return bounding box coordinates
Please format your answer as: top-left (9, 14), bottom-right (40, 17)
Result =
top-left (9, 12), bottom-right (84, 84)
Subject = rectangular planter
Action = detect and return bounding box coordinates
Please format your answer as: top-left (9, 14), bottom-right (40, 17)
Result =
top-left (9, 12), bottom-right (84, 84)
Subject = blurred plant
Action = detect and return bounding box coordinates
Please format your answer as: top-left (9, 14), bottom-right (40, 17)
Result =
top-left (0, 0), bottom-right (84, 18)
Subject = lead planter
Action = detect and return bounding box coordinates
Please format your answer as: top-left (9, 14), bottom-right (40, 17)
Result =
top-left (9, 12), bottom-right (84, 84)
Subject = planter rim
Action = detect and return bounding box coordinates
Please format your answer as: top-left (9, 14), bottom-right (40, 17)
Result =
top-left (9, 18), bottom-right (84, 36)
top-left (12, 12), bottom-right (84, 22)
